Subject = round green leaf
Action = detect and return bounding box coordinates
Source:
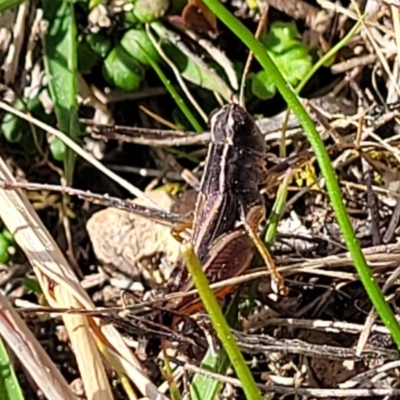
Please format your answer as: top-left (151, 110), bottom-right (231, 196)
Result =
top-left (261, 21), bottom-right (300, 52)
top-left (273, 45), bottom-right (311, 84)
top-left (257, 21), bottom-right (312, 90)
top-left (122, 9), bottom-right (140, 26)
top-left (121, 28), bottom-right (160, 66)
top-left (284, 57), bottom-right (311, 83)
top-left (0, 97), bottom-right (44, 143)
top-left (2, 228), bottom-right (13, 244)
top-left (86, 32), bottom-right (112, 58)
top-left (49, 137), bottom-right (67, 161)
top-left (1, 111), bottom-right (24, 142)
top-left (103, 45), bottom-right (145, 91)
top-left (251, 70), bottom-right (276, 100)
top-left (131, 0), bottom-right (169, 23)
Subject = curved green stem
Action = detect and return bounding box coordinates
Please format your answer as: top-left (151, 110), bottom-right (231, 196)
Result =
top-left (296, 18), bottom-right (363, 94)
top-left (181, 244), bottom-right (263, 400)
top-left (145, 30), bottom-right (203, 132)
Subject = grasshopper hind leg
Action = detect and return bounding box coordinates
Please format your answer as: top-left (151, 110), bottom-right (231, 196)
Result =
top-left (241, 204), bottom-right (287, 295)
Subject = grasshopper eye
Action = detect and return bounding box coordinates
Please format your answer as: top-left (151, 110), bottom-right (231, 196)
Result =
top-left (208, 104), bottom-right (233, 131)
top-left (208, 107), bottom-right (221, 128)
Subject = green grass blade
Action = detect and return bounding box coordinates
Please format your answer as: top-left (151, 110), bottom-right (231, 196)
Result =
top-left (42, 0), bottom-right (80, 184)
top-left (264, 168), bottom-right (292, 246)
top-left (162, 356), bottom-right (182, 400)
top-left (144, 52), bottom-right (203, 133)
top-left (190, 348), bottom-right (229, 400)
top-left (0, 0), bottom-right (25, 13)
top-left (0, 337), bottom-right (24, 400)
top-left (203, 0), bottom-right (400, 349)
top-left (190, 288), bottom-right (242, 400)
top-left (296, 18), bottom-right (363, 94)
top-left (181, 244), bottom-right (263, 400)
top-left (145, 26), bottom-right (204, 133)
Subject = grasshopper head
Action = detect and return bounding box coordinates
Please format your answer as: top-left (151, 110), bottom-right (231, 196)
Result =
top-left (209, 104), bottom-right (266, 152)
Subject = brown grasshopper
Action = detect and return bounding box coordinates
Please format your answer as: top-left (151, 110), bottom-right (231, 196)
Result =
top-left (165, 103), bottom-right (285, 314)
top-left (0, 103), bottom-right (285, 316)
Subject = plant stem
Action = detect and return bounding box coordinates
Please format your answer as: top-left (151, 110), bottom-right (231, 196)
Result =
top-left (181, 244), bottom-right (263, 400)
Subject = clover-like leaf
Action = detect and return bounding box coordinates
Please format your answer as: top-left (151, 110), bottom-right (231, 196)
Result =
top-left (121, 28), bottom-right (160, 66)
top-left (103, 45), bottom-right (145, 91)
top-left (130, 0), bottom-right (169, 22)
top-left (251, 21), bottom-right (312, 100)
top-left (250, 71), bottom-right (276, 100)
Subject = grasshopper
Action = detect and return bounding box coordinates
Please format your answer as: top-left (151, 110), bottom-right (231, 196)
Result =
top-left (0, 103), bottom-right (285, 316)
top-left (165, 103), bottom-right (285, 314)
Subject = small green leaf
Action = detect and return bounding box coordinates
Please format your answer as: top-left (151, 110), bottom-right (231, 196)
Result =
top-left (261, 21), bottom-right (300, 51)
top-left (88, 0), bottom-right (102, 9)
top-left (131, 0), bottom-right (169, 22)
top-left (86, 32), bottom-right (112, 58)
top-left (121, 28), bottom-right (160, 66)
top-left (0, 0), bottom-right (25, 13)
top-left (0, 235), bottom-right (10, 264)
top-left (251, 21), bottom-right (312, 99)
top-left (1, 110), bottom-right (24, 143)
top-left (49, 137), bottom-right (67, 161)
top-left (0, 97), bottom-right (46, 146)
top-left (42, 0), bottom-right (81, 183)
top-left (0, 337), bottom-right (24, 400)
top-left (284, 54), bottom-right (312, 82)
top-left (23, 277), bottom-right (43, 295)
top-left (162, 40), bottom-right (233, 100)
top-left (251, 70), bottom-right (276, 100)
top-left (2, 229), bottom-right (13, 244)
top-left (151, 22), bottom-right (234, 101)
top-left (191, 348), bottom-right (229, 400)
top-left (103, 45), bottom-right (145, 91)
top-left (122, 9), bottom-right (140, 26)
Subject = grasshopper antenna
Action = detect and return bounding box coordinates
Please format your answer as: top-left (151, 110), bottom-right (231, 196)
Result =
top-left (238, 5), bottom-right (269, 108)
